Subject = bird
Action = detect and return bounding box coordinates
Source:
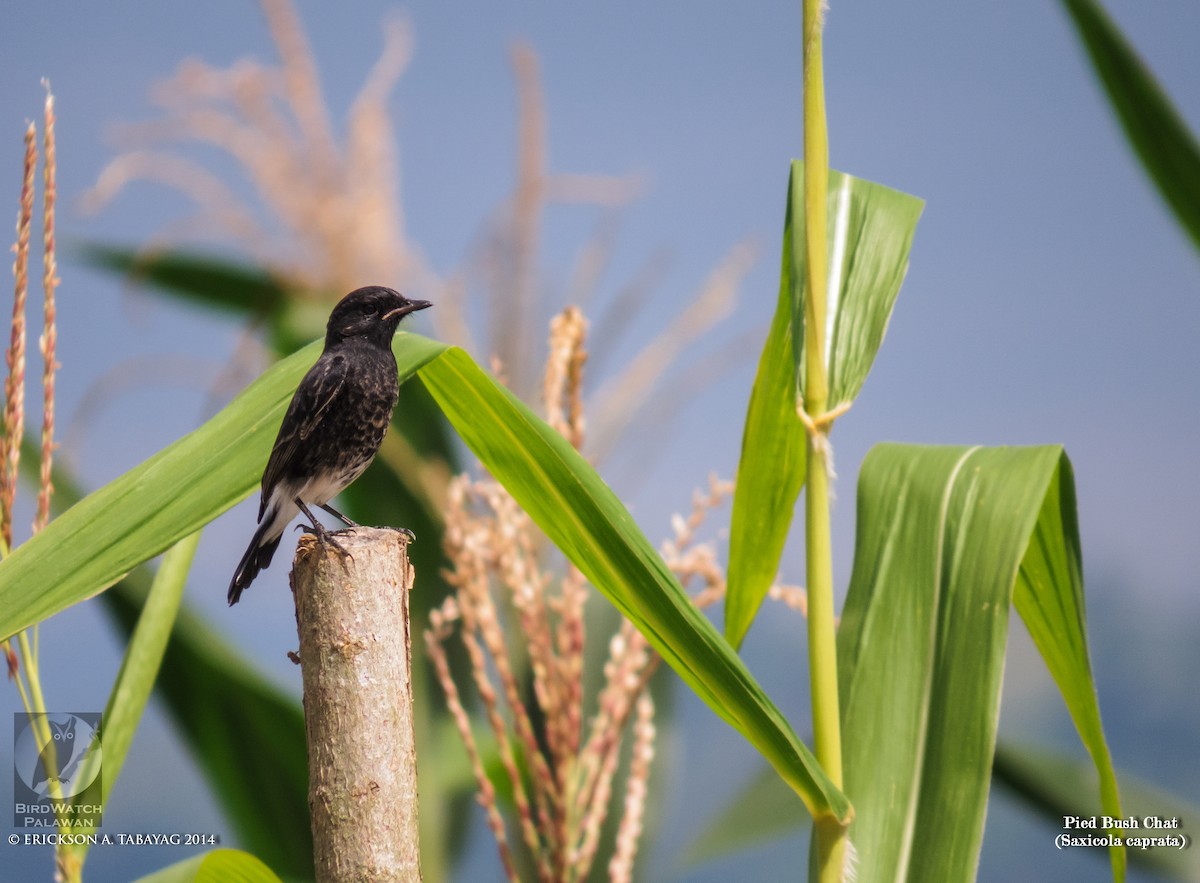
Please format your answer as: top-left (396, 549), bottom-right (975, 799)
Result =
top-left (228, 286), bottom-right (432, 604)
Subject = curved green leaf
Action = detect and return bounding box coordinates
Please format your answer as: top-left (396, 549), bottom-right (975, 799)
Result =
top-left (0, 333), bottom-right (847, 822)
top-left (724, 198), bottom-right (808, 649)
top-left (726, 163), bottom-right (922, 647)
top-left (1014, 455), bottom-right (1124, 878)
top-left (1061, 0), bottom-right (1200, 250)
top-left (417, 345), bottom-right (847, 820)
top-left (836, 444), bottom-right (1123, 882)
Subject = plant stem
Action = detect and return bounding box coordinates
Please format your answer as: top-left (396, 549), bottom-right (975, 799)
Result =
top-left (802, 0), bottom-right (848, 879)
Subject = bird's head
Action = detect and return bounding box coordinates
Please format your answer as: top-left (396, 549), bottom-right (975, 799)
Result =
top-left (325, 286), bottom-right (432, 347)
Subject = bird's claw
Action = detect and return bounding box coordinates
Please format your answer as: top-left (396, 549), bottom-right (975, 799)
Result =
top-left (297, 522), bottom-right (355, 562)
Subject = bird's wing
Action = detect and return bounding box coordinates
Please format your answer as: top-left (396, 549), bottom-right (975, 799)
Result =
top-left (258, 351), bottom-right (349, 518)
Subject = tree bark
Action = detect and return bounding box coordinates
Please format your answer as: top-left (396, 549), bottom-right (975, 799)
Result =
top-left (291, 527), bottom-right (421, 883)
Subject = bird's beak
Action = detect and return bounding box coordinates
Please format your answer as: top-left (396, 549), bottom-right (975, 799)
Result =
top-left (384, 299), bottom-right (433, 321)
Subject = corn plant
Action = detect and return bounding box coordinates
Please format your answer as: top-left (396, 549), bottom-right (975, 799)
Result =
top-left (4, 0), bottom-right (1197, 880)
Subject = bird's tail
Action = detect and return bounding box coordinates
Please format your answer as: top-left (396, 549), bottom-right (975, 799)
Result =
top-left (228, 516), bottom-right (283, 605)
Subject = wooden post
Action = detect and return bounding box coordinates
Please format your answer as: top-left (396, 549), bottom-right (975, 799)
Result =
top-left (291, 527), bottom-right (421, 882)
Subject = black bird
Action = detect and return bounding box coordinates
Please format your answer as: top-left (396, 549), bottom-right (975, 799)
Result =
top-left (228, 286), bottom-right (432, 604)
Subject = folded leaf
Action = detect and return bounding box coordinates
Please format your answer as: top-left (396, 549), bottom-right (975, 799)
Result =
top-left (837, 444), bottom-right (1123, 882)
top-left (726, 163), bottom-right (922, 646)
top-left (1012, 455), bottom-right (1124, 878)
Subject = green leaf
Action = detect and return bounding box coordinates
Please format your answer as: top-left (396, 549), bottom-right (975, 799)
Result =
top-left (1013, 456), bottom-right (1125, 877)
top-left (417, 345), bottom-right (848, 820)
top-left (724, 244), bottom-right (807, 649)
top-left (98, 533), bottom-right (199, 804)
top-left (66, 531), bottom-right (201, 868)
top-left (1060, 0), bottom-right (1200, 250)
top-left (102, 578), bottom-right (314, 879)
top-left (79, 245), bottom-right (289, 316)
top-left (19, 439), bottom-right (314, 879)
top-left (725, 163), bottom-right (922, 646)
top-left (0, 332), bottom-right (847, 822)
top-left (132, 849), bottom-right (283, 883)
top-left (803, 166), bottom-right (924, 409)
top-left (836, 444), bottom-right (1123, 882)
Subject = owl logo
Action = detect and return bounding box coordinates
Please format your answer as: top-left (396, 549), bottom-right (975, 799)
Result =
top-left (14, 713), bottom-right (102, 800)
top-left (32, 716), bottom-right (77, 792)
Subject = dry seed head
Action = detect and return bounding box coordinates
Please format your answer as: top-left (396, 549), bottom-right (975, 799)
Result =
top-left (35, 84), bottom-right (59, 535)
top-left (3, 122), bottom-right (37, 550)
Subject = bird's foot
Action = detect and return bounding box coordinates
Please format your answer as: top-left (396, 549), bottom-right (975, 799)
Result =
top-left (397, 527), bottom-right (416, 542)
top-left (294, 498), bottom-right (355, 561)
top-left (297, 520), bottom-right (354, 562)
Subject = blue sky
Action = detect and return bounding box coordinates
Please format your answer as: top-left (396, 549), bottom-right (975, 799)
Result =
top-left (2, 2), bottom-right (1198, 880)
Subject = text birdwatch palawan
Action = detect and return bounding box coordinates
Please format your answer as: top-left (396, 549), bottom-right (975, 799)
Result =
top-left (228, 286), bottom-right (432, 604)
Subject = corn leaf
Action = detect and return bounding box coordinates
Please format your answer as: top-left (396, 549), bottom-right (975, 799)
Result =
top-left (837, 444), bottom-right (1123, 882)
top-left (65, 531), bottom-right (201, 869)
top-left (1013, 455), bottom-right (1125, 877)
top-left (18, 440), bottom-right (315, 879)
top-left (79, 245), bottom-right (288, 317)
top-left (0, 333), bottom-right (847, 822)
top-left (104, 577), bottom-right (314, 878)
top-left (0, 337), bottom-right (325, 637)
top-left (417, 344), bottom-right (847, 818)
top-left (1061, 0), bottom-right (1200, 250)
top-left (725, 163), bottom-right (922, 647)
